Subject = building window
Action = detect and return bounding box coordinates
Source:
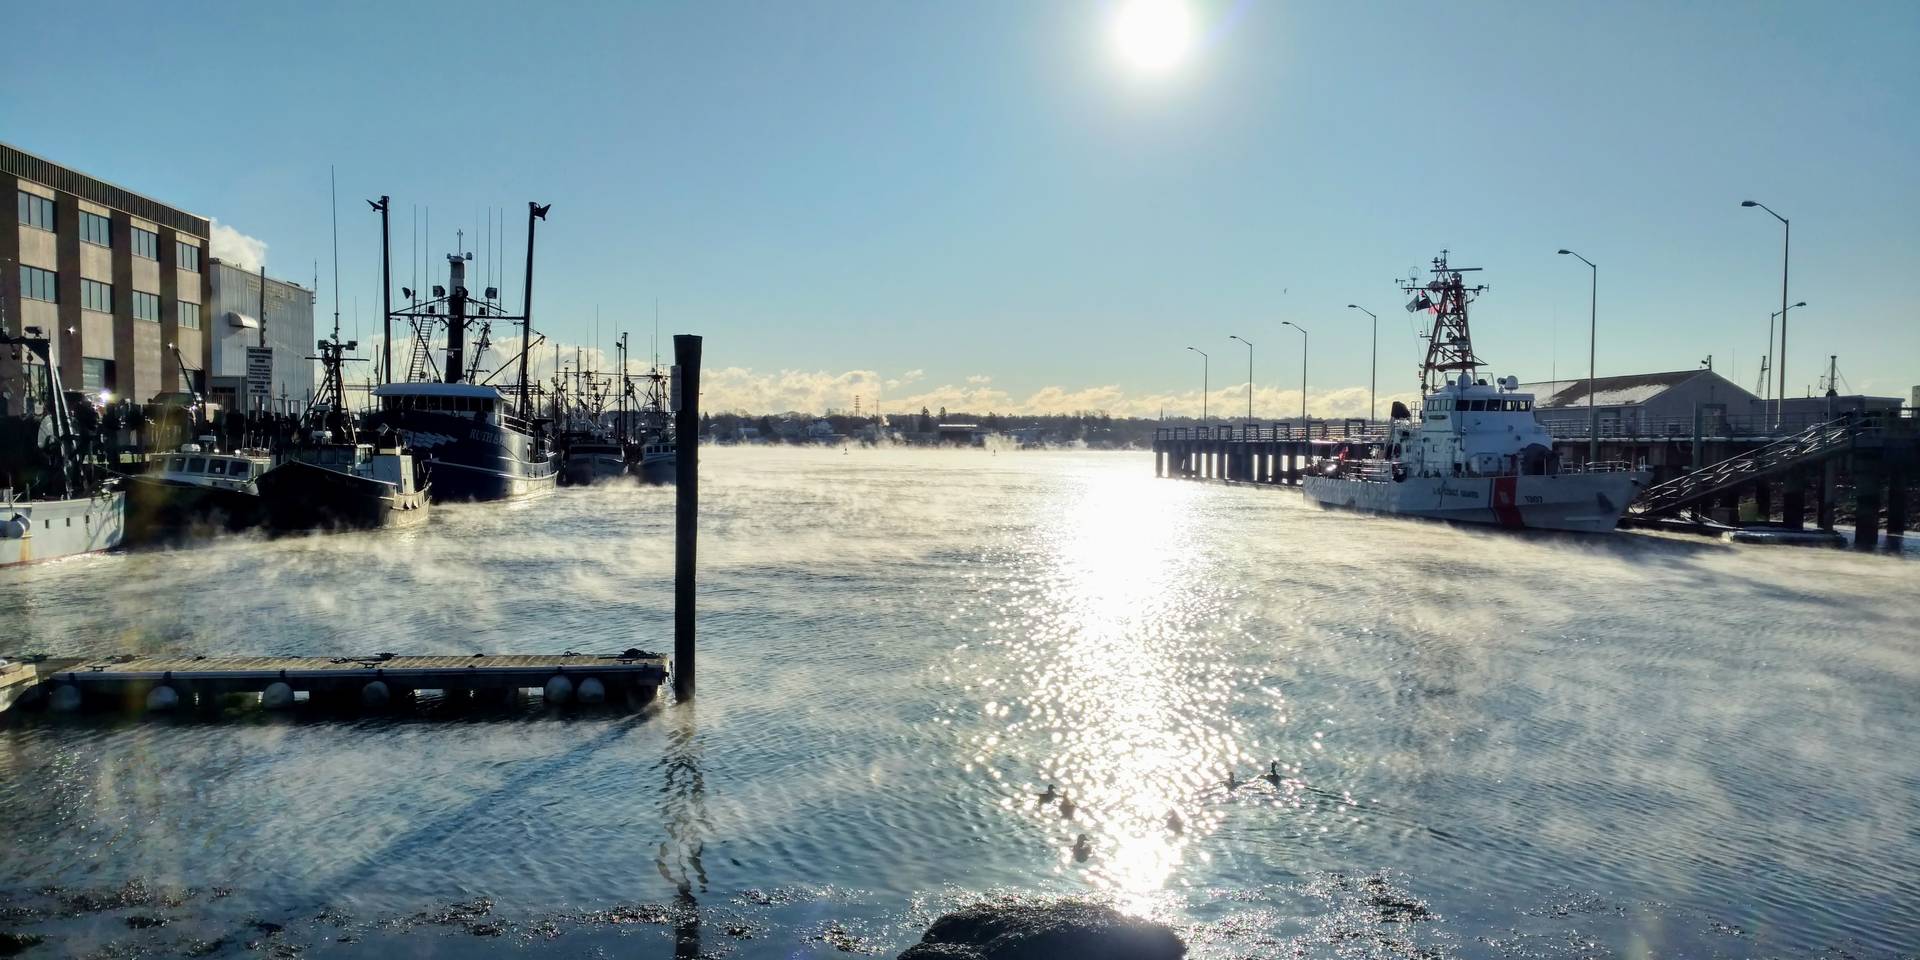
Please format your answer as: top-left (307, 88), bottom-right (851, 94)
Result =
top-left (133, 290), bottom-right (160, 322)
top-left (131, 227), bottom-right (159, 260)
top-left (179, 300), bottom-right (201, 329)
top-left (178, 242), bottom-right (201, 272)
top-left (16, 191), bottom-right (54, 230)
top-left (82, 278), bottom-right (113, 313)
top-left (81, 211), bottom-right (112, 247)
top-left (81, 358), bottom-right (112, 394)
top-left (20, 265), bottom-right (57, 303)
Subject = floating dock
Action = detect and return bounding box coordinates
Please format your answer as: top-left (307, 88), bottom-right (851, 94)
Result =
top-left (0, 650), bottom-right (668, 716)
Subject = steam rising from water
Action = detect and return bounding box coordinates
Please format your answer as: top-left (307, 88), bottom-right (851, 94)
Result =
top-left (1, 447), bottom-right (1916, 957)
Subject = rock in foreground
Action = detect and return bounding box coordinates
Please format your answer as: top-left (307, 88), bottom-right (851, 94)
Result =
top-left (898, 900), bottom-right (1184, 960)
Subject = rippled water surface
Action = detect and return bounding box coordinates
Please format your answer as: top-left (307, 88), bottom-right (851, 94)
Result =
top-left (2, 446), bottom-right (1917, 958)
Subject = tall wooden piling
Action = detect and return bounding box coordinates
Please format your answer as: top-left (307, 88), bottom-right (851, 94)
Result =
top-left (1782, 469), bottom-right (1807, 530)
top-left (1853, 461), bottom-right (1882, 551)
top-left (673, 334), bottom-right (702, 700)
top-left (1887, 469), bottom-right (1908, 543)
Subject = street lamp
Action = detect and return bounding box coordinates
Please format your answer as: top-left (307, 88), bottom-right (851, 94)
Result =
top-left (1743, 200), bottom-right (1790, 427)
top-left (1557, 249), bottom-right (1599, 463)
top-left (1186, 346), bottom-right (1208, 422)
top-left (1280, 321), bottom-right (1307, 427)
top-left (1763, 300), bottom-right (1806, 407)
top-left (1228, 335), bottom-right (1253, 421)
top-left (1346, 304), bottom-right (1378, 422)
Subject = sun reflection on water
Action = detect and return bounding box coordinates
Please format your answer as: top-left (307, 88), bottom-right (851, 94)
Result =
top-left (957, 469), bottom-right (1276, 909)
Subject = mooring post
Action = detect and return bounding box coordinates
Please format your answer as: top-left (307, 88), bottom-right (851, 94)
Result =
top-left (1818, 459), bottom-right (1838, 530)
top-left (1853, 459), bottom-right (1882, 551)
top-left (1886, 469), bottom-right (1908, 543)
top-left (673, 334), bottom-right (702, 700)
top-left (1782, 468), bottom-right (1807, 530)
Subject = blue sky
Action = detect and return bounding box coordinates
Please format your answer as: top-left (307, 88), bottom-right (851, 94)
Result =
top-left (4, 0), bottom-right (1915, 416)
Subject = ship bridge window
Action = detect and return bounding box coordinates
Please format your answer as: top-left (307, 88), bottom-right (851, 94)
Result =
top-left (186, 457), bottom-right (207, 474)
top-left (1466, 400), bottom-right (1485, 411)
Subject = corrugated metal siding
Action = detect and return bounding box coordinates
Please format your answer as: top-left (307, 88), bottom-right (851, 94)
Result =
top-left (209, 260), bottom-right (315, 406)
top-left (0, 141), bottom-right (209, 239)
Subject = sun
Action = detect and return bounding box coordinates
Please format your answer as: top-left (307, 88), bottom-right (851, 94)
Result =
top-left (1110, 0), bottom-right (1196, 76)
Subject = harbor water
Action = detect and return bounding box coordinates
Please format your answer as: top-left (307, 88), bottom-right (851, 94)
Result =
top-left (1, 446), bottom-right (1915, 958)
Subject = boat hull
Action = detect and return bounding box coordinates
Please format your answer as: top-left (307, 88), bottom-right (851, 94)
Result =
top-left (1300, 471), bottom-right (1648, 533)
top-left (563, 452), bottom-right (628, 487)
top-left (1, 490), bottom-right (125, 566)
top-left (635, 452), bottom-right (677, 485)
top-left (256, 460), bottom-right (431, 532)
top-left (370, 409), bottom-right (558, 503)
top-left (123, 476), bottom-right (264, 545)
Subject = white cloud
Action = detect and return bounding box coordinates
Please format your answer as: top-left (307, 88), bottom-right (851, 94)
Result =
top-left (328, 345), bottom-right (1413, 421)
top-left (209, 219), bottom-right (269, 270)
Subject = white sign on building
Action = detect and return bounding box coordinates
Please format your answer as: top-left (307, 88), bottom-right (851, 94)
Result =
top-left (245, 346), bottom-right (273, 407)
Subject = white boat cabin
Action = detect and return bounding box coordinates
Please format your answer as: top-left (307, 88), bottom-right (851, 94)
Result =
top-left (1390, 375), bottom-right (1558, 479)
top-left (149, 448), bottom-right (269, 491)
top-left (373, 383), bottom-right (512, 423)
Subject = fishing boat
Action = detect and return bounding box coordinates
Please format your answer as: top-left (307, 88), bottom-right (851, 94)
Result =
top-left (555, 352), bottom-right (628, 486)
top-left (255, 329), bottom-right (430, 531)
top-left (365, 201), bottom-right (559, 502)
top-left (1299, 253), bottom-right (1647, 533)
top-left (562, 437), bottom-right (627, 486)
top-left (123, 445), bottom-right (270, 544)
top-left (1, 327), bottom-right (125, 565)
top-left (626, 367), bottom-right (677, 485)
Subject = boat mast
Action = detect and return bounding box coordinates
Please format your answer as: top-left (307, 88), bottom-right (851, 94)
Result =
top-left (1403, 250), bottom-right (1487, 396)
top-left (518, 202), bottom-right (550, 420)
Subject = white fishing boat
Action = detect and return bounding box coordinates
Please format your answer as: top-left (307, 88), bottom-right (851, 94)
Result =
top-left (1, 327), bottom-right (126, 565)
top-left (1300, 253), bottom-right (1647, 533)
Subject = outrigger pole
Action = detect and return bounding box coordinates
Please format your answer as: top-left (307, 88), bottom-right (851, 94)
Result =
top-left (518, 202), bottom-right (550, 420)
top-left (368, 196), bottom-right (393, 384)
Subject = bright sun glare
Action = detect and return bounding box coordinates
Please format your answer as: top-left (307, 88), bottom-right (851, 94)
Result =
top-left (1110, 0), bottom-right (1196, 76)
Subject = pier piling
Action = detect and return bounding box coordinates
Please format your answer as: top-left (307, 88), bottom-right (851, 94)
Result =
top-left (673, 334), bottom-right (702, 701)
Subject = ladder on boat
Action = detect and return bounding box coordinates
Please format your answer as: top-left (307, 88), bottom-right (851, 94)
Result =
top-left (405, 320), bottom-right (439, 383)
top-left (1629, 416), bottom-right (1859, 518)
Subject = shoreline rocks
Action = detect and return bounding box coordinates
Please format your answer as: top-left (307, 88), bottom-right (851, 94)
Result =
top-left (898, 899), bottom-right (1184, 960)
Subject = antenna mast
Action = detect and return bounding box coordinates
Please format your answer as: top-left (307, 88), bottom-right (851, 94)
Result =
top-left (1402, 250), bottom-right (1487, 396)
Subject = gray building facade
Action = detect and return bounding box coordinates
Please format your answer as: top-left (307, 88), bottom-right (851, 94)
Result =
top-left (207, 258), bottom-right (315, 413)
top-left (1519, 369), bottom-right (1763, 436)
top-left (2, 141), bottom-right (212, 411)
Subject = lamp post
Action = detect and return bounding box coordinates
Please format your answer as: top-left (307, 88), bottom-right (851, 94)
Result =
top-left (1557, 249), bottom-right (1598, 463)
top-left (1186, 346), bottom-right (1208, 422)
top-left (1346, 304), bottom-right (1378, 422)
top-left (1280, 321), bottom-right (1307, 429)
top-left (1764, 300), bottom-right (1806, 410)
top-left (1228, 335), bottom-right (1253, 421)
top-left (1742, 200), bottom-right (1790, 428)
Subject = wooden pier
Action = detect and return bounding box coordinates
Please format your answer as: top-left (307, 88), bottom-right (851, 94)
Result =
top-left (1151, 412), bottom-right (1919, 548)
top-left (0, 650), bottom-right (668, 716)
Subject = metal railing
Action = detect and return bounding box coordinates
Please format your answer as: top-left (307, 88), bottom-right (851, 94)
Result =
top-left (1155, 420), bottom-right (1387, 443)
top-left (1629, 416), bottom-right (1859, 517)
top-left (1538, 412), bottom-right (1872, 440)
